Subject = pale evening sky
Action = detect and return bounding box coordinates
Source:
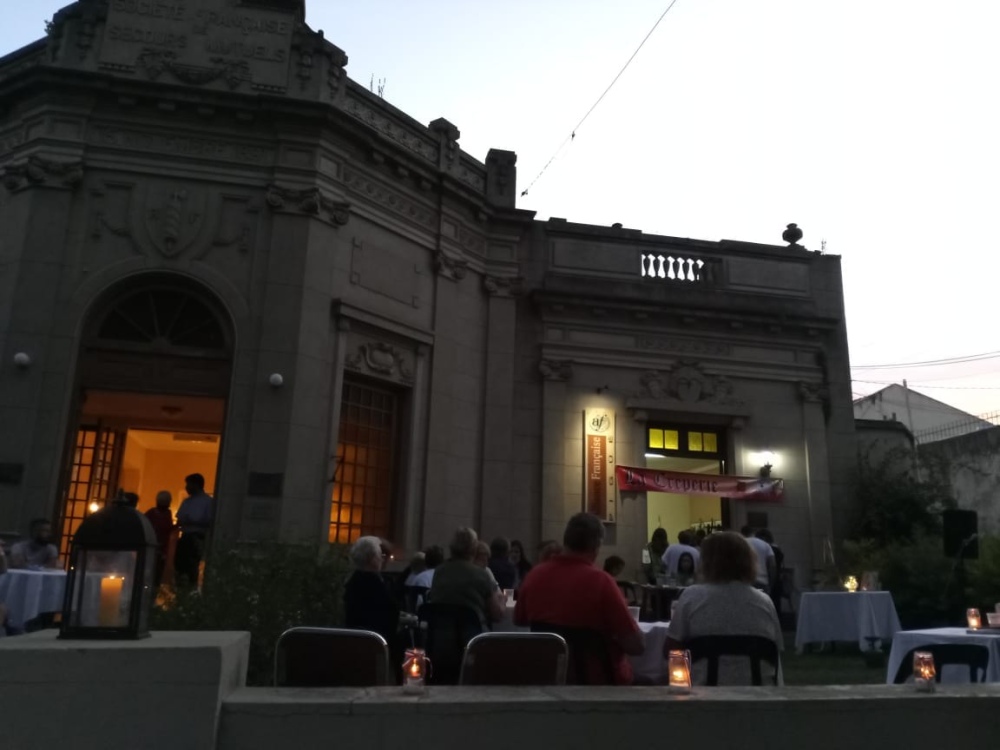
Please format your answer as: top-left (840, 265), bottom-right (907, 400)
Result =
top-left (2, 1), bottom-right (998, 417)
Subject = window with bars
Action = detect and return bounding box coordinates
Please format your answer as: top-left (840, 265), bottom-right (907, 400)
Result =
top-left (329, 381), bottom-right (399, 545)
top-left (59, 426), bottom-right (124, 557)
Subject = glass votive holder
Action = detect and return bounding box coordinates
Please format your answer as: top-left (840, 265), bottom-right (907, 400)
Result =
top-left (987, 612), bottom-right (1000, 627)
top-left (967, 608), bottom-right (982, 630)
top-left (913, 651), bottom-right (935, 692)
top-left (668, 649), bottom-right (692, 694)
top-left (402, 648), bottom-right (429, 695)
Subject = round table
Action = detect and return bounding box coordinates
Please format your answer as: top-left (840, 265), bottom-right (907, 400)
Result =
top-left (0, 569), bottom-right (67, 630)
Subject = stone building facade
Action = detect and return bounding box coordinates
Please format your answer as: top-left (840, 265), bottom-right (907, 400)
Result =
top-left (0, 0), bottom-right (857, 583)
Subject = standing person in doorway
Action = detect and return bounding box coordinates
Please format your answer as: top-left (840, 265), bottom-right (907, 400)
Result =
top-left (145, 491), bottom-right (176, 590)
top-left (174, 474), bottom-right (214, 587)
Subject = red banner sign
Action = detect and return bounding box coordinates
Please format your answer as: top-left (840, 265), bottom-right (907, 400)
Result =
top-left (615, 465), bottom-right (783, 501)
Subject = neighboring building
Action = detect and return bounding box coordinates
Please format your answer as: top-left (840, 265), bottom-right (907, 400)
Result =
top-left (922, 427), bottom-right (1000, 536)
top-left (855, 418), bottom-right (915, 474)
top-left (853, 384), bottom-right (993, 442)
top-left (0, 0), bottom-right (857, 584)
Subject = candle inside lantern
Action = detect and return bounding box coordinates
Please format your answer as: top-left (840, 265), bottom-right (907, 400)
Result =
top-left (967, 608), bottom-right (982, 630)
top-left (402, 648), bottom-right (427, 695)
top-left (668, 649), bottom-right (692, 694)
top-left (913, 651), bottom-right (935, 692)
top-left (844, 575), bottom-right (859, 593)
top-left (98, 576), bottom-right (124, 627)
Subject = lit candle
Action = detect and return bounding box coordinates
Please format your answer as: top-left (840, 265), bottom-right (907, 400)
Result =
top-left (967, 608), bottom-right (982, 630)
top-left (402, 648), bottom-right (426, 695)
top-left (668, 649), bottom-right (692, 694)
top-left (98, 576), bottom-right (124, 627)
top-left (844, 576), bottom-right (858, 593)
top-left (913, 651), bottom-right (935, 692)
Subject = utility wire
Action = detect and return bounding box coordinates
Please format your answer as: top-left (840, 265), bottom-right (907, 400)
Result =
top-left (853, 378), bottom-right (1000, 391)
top-left (852, 349), bottom-right (1000, 370)
top-left (520, 0), bottom-right (680, 198)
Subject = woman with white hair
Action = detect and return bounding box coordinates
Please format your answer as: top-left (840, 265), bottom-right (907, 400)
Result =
top-left (344, 535), bottom-right (399, 647)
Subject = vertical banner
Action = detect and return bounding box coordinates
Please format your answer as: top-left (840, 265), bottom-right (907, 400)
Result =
top-left (584, 409), bottom-right (617, 522)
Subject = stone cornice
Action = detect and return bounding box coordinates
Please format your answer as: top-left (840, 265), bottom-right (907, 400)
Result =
top-left (434, 251), bottom-right (468, 282)
top-left (539, 358), bottom-right (573, 382)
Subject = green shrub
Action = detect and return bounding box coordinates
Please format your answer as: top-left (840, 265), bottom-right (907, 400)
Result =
top-left (968, 535), bottom-right (1000, 614)
top-left (151, 542), bottom-right (352, 685)
top-left (843, 533), bottom-right (978, 629)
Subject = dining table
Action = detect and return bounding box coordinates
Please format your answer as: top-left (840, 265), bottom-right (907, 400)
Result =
top-left (795, 591), bottom-right (901, 652)
top-left (0, 569), bottom-right (68, 630)
top-left (886, 627), bottom-right (1000, 684)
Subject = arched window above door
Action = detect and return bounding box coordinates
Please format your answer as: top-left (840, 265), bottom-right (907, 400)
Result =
top-left (94, 286), bottom-right (230, 355)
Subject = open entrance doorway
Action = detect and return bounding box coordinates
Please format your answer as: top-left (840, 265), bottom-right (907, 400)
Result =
top-left (57, 279), bottom-right (233, 572)
top-left (643, 423), bottom-right (729, 544)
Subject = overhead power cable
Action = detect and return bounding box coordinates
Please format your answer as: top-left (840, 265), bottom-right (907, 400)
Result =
top-left (852, 349), bottom-right (1000, 370)
top-left (520, 0), bottom-right (680, 198)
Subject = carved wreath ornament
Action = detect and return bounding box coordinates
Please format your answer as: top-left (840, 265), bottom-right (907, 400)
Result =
top-left (345, 342), bottom-right (413, 383)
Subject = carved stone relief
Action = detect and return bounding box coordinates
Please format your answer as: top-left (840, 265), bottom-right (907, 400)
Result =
top-left (635, 361), bottom-right (745, 408)
top-left (483, 275), bottom-right (522, 298)
top-left (539, 359), bottom-right (573, 382)
top-left (0, 155), bottom-right (84, 193)
top-left (89, 180), bottom-right (259, 260)
top-left (434, 251), bottom-right (468, 282)
top-left (265, 184), bottom-right (350, 226)
top-left (798, 381), bottom-right (830, 403)
top-left (344, 341), bottom-right (414, 384)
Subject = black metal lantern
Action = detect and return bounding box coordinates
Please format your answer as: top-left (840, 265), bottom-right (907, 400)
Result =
top-left (60, 498), bottom-right (158, 639)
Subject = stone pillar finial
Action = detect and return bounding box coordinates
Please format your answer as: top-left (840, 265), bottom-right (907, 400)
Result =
top-left (486, 149), bottom-right (517, 208)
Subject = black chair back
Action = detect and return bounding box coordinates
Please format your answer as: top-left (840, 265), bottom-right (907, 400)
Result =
top-left (530, 622), bottom-right (616, 685)
top-left (274, 627), bottom-right (391, 687)
top-left (893, 644), bottom-right (990, 684)
top-left (616, 580), bottom-right (639, 606)
top-left (460, 632), bottom-right (568, 685)
top-left (683, 635), bottom-right (780, 686)
top-left (418, 602), bottom-right (484, 685)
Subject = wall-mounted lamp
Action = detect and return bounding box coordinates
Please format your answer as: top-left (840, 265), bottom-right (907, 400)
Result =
top-left (754, 450), bottom-right (776, 478)
top-left (268, 373), bottom-right (284, 388)
top-left (13, 352), bottom-right (31, 368)
top-left (595, 385), bottom-right (610, 394)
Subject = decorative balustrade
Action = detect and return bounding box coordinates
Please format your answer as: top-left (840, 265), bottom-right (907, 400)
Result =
top-left (640, 253), bottom-right (722, 284)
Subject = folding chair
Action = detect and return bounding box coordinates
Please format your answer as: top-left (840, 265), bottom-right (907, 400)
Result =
top-left (274, 626), bottom-right (391, 687)
top-left (459, 632), bottom-right (568, 685)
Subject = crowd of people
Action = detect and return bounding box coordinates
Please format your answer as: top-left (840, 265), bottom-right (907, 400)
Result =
top-left (343, 514), bottom-right (786, 686)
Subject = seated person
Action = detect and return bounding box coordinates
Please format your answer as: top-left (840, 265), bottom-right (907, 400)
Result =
top-left (403, 552), bottom-right (426, 586)
top-left (428, 528), bottom-right (504, 627)
top-left (509, 540), bottom-right (533, 589)
top-left (660, 529), bottom-right (700, 580)
top-left (343, 536), bottom-right (400, 647)
top-left (642, 528), bottom-right (668, 584)
top-left (474, 541), bottom-right (501, 591)
top-left (666, 531), bottom-right (783, 685)
top-left (537, 539), bottom-right (562, 563)
top-left (603, 555), bottom-right (626, 578)
top-left (515, 513), bottom-right (643, 685)
top-left (487, 537), bottom-right (517, 590)
top-left (676, 552), bottom-right (696, 585)
top-left (409, 545), bottom-right (444, 588)
top-left (9, 519), bottom-right (59, 570)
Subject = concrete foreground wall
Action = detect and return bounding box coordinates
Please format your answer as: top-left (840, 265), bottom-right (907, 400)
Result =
top-left (5, 632), bottom-right (999, 750)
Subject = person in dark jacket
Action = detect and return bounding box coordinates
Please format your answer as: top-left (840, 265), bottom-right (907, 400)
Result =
top-left (344, 536), bottom-right (400, 648)
top-left (509, 539), bottom-right (533, 589)
top-left (487, 537), bottom-right (517, 590)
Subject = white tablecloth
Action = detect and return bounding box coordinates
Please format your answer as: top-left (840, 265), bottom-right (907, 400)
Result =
top-left (628, 621), bottom-right (671, 683)
top-left (795, 591), bottom-right (901, 651)
top-left (886, 627), bottom-right (1000, 684)
top-left (0, 570), bottom-right (67, 629)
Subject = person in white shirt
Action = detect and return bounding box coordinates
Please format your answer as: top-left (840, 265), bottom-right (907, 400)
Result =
top-left (409, 545), bottom-right (443, 588)
top-left (741, 525), bottom-right (776, 593)
top-left (660, 530), bottom-right (701, 579)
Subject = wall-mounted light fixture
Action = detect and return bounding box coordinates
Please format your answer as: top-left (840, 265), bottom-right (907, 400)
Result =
top-left (268, 373), bottom-right (284, 388)
top-left (749, 450), bottom-right (777, 478)
top-left (13, 352), bottom-right (31, 368)
top-left (595, 385), bottom-right (610, 394)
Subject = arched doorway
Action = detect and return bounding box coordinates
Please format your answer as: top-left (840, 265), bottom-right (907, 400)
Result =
top-left (57, 277), bottom-right (234, 571)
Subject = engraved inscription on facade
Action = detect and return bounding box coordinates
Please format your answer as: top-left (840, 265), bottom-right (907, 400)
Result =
top-left (100, 0), bottom-right (294, 92)
top-left (91, 127), bottom-right (273, 164)
top-left (635, 336), bottom-right (732, 357)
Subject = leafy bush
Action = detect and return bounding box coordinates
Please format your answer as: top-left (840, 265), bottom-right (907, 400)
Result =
top-left (968, 535), bottom-right (1000, 614)
top-left (151, 543), bottom-right (352, 685)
